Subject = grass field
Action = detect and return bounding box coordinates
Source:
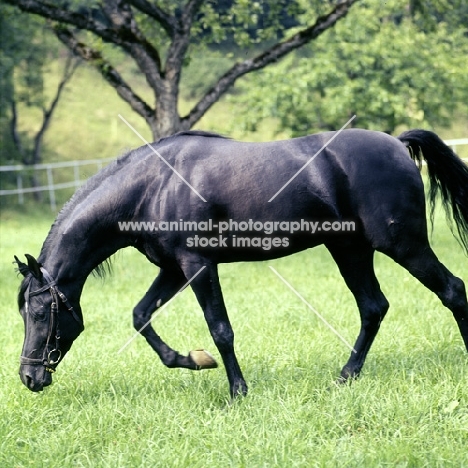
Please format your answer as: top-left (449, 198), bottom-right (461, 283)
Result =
top-left (1, 204), bottom-right (468, 467)
top-left (1, 55), bottom-right (468, 467)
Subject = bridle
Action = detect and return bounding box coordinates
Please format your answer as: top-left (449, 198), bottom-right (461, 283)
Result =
top-left (20, 267), bottom-right (83, 373)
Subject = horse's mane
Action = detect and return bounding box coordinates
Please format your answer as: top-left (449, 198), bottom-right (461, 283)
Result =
top-left (156, 130), bottom-right (230, 145)
top-left (39, 155), bottom-right (133, 278)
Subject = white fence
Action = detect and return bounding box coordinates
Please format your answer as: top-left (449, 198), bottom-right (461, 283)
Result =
top-left (0, 158), bottom-right (113, 210)
top-left (1, 138), bottom-right (467, 211)
top-left (444, 138), bottom-right (468, 154)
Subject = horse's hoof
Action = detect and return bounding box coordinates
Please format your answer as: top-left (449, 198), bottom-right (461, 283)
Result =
top-left (335, 371), bottom-right (359, 386)
top-left (230, 381), bottom-right (248, 400)
top-left (335, 376), bottom-right (350, 385)
top-left (189, 349), bottom-right (218, 370)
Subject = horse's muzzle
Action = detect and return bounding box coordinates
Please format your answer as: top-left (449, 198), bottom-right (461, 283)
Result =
top-left (19, 365), bottom-right (53, 392)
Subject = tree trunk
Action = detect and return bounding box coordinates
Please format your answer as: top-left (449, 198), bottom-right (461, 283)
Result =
top-left (150, 80), bottom-right (190, 141)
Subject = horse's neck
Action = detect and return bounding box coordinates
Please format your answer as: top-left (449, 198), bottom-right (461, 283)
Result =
top-left (36, 156), bottom-right (151, 300)
top-left (39, 204), bottom-right (130, 294)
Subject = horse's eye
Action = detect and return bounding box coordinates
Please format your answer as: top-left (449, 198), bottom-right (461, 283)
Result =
top-left (29, 295), bottom-right (48, 322)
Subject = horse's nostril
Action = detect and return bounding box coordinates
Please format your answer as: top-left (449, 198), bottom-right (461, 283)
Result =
top-left (24, 374), bottom-right (32, 389)
top-left (24, 374), bottom-right (44, 392)
top-left (25, 375), bottom-right (33, 389)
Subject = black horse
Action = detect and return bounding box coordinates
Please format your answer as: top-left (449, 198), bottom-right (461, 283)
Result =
top-left (15, 128), bottom-right (468, 398)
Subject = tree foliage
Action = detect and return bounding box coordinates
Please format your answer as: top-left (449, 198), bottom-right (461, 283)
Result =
top-left (0, 6), bottom-right (50, 122)
top-left (0, 4), bottom-right (81, 203)
top-left (0, 4), bottom-right (79, 166)
top-left (231, 0), bottom-right (468, 136)
top-left (1, 0), bottom-right (359, 139)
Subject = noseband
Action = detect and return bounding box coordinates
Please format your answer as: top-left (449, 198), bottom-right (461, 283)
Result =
top-left (20, 267), bottom-right (82, 373)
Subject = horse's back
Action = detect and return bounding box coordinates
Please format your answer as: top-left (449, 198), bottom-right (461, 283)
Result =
top-left (136, 129), bottom-right (423, 231)
top-left (150, 128), bottom-right (419, 210)
top-left (152, 128), bottom-right (416, 186)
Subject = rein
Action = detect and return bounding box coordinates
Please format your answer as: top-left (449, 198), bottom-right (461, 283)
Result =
top-left (20, 267), bottom-right (82, 373)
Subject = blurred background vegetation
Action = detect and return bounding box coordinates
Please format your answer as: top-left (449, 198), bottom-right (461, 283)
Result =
top-left (0, 0), bottom-right (467, 208)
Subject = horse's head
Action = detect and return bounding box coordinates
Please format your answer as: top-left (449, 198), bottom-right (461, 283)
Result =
top-left (15, 254), bottom-right (84, 392)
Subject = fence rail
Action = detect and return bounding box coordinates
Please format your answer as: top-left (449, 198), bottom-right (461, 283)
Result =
top-left (443, 138), bottom-right (468, 154)
top-left (1, 138), bottom-right (467, 211)
top-left (0, 158), bottom-right (113, 210)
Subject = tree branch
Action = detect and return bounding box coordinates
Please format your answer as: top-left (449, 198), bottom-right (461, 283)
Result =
top-left (184, 0), bottom-right (359, 128)
top-left (32, 53), bottom-right (80, 165)
top-left (180, 0), bottom-right (205, 32)
top-left (53, 26), bottom-right (154, 124)
top-left (5, 0), bottom-right (164, 131)
top-left (127, 0), bottom-right (177, 37)
top-left (3, 0), bottom-right (127, 46)
top-left (100, 0), bottom-right (163, 75)
top-left (165, 0), bottom-right (204, 81)
top-left (9, 52), bottom-right (80, 166)
top-left (10, 99), bottom-right (27, 164)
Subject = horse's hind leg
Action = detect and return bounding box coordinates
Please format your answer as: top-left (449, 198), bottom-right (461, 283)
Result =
top-left (390, 244), bottom-right (468, 352)
top-left (326, 242), bottom-right (390, 381)
top-left (133, 268), bottom-right (217, 370)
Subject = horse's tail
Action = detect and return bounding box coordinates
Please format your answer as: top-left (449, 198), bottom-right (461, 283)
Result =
top-left (397, 129), bottom-right (468, 254)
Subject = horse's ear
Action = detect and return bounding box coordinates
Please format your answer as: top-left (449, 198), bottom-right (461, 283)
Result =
top-left (14, 255), bottom-right (30, 277)
top-left (25, 254), bottom-right (43, 280)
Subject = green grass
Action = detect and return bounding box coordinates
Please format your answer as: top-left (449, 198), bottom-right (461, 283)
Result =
top-left (1, 54), bottom-right (468, 466)
top-left (1, 205), bottom-right (468, 467)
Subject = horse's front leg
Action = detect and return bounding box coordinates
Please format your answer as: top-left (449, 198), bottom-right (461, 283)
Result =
top-left (133, 268), bottom-right (218, 370)
top-left (180, 259), bottom-right (248, 398)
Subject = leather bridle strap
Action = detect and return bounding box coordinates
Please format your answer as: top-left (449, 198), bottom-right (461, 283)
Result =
top-left (30, 268), bottom-right (83, 327)
top-left (20, 267), bottom-right (82, 372)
